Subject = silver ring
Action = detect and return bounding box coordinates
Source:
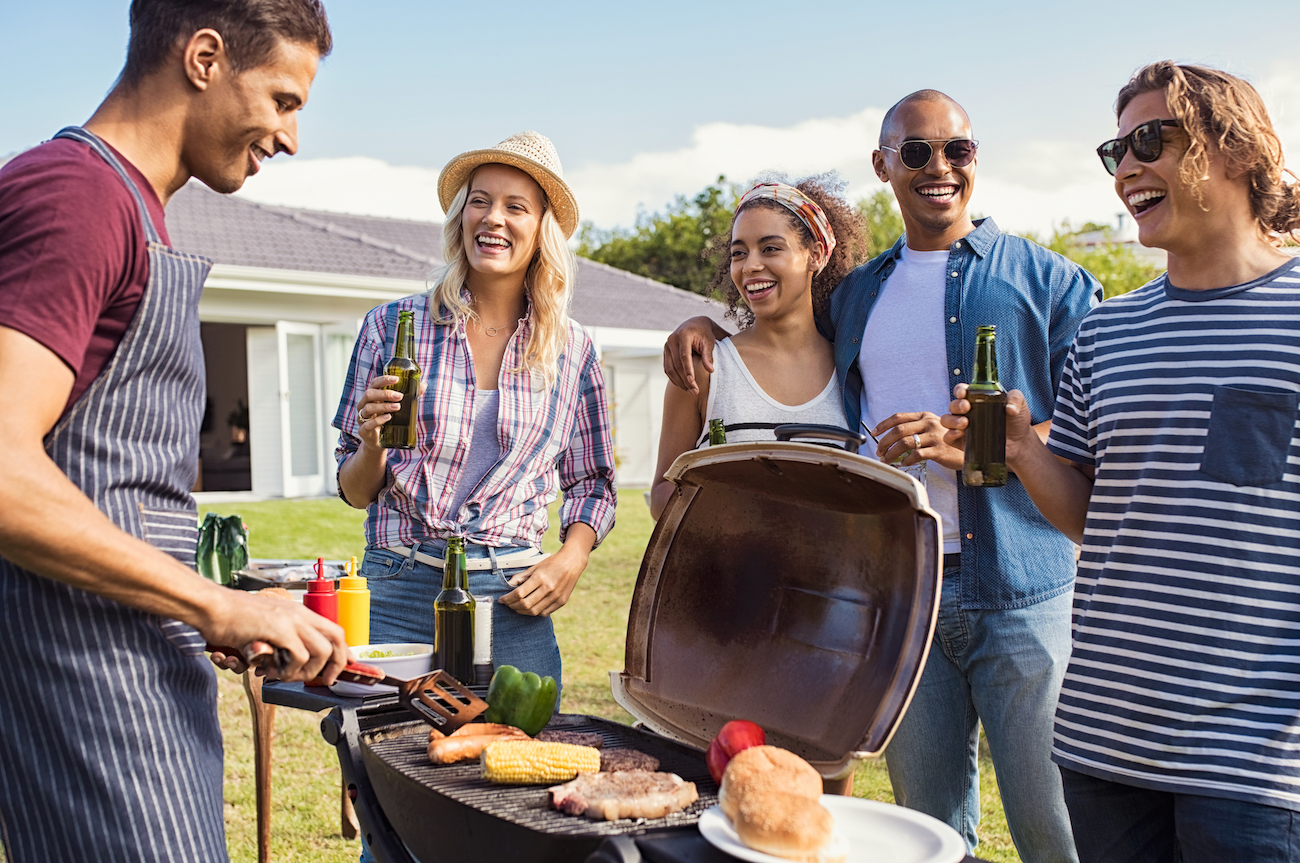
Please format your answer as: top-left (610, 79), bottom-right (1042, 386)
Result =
top-left (912, 433), bottom-right (922, 448)
top-left (357, 406), bottom-right (368, 425)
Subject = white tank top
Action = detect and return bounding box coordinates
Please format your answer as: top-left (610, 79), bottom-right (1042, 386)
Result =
top-left (698, 339), bottom-right (846, 446)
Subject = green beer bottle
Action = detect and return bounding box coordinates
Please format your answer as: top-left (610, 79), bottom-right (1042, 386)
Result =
top-left (433, 537), bottom-right (475, 684)
top-left (962, 325), bottom-right (1009, 487)
top-left (708, 418), bottom-right (727, 446)
top-left (379, 310), bottom-right (421, 450)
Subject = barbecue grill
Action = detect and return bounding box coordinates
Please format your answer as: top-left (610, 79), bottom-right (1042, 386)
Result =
top-left (267, 434), bottom-right (960, 862)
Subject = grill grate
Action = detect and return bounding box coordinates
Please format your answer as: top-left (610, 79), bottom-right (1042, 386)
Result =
top-left (362, 713), bottom-right (718, 839)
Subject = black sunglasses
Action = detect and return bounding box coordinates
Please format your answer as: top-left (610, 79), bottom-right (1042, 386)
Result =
top-left (1097, 119), bottom-right (1180, 176)
top-left (882, 138), bottom-right (978, 170)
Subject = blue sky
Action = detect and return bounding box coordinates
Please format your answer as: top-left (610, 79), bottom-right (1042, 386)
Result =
top-left (3, 1), bottom-right (1297, 234)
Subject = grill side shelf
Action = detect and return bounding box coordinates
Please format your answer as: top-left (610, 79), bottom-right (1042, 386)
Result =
top-left (361, 713), bottom-right (717, 840)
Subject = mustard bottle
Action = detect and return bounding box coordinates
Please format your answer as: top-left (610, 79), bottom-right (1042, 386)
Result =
top-left (336, 556), bottom-right (371, 647)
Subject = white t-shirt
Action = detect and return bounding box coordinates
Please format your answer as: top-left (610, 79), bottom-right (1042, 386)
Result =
top-left (858, 245), bottom-right (959, 552)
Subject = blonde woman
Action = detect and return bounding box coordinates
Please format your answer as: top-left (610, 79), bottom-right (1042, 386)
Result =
top-left (332, 132), bottom-right (616, 693)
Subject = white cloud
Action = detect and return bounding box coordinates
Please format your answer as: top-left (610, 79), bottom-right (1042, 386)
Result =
top-left (1259, 61), bottom-right (1300, 165)
top-left (564, 108), bottom-right (887, 228)
top-left (235, 156), bottom-right (444, 222)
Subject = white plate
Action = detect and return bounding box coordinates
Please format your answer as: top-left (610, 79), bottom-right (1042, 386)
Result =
top-left (698, 795), bottom-right (966, 863)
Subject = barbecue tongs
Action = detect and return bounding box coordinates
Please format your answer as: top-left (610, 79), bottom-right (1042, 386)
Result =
top-left (207, 641), bottom-right (487, 733)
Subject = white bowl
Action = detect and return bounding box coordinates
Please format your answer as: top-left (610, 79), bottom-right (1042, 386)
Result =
top-left (329, 643), bottom-right (433, 698)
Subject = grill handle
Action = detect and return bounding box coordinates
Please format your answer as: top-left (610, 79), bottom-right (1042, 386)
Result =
top-left (773, 423), bottom-right (867, 451)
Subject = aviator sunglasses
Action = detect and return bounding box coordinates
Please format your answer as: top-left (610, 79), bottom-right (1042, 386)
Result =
top-left (882, 138), bottom-right (979, 170)
top-left (1096, 119), bottom-right (1180, 176)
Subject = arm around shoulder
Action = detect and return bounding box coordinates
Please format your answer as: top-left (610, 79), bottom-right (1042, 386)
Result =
top-left (663, 316), bottom-right (728, 394)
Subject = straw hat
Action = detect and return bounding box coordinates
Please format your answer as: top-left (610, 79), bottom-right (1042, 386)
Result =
top-left (437, 131), bottom-right (580, 238)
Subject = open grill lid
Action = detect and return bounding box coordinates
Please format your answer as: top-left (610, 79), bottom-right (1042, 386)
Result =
top-left (612, 441), bottom-right (942, 775)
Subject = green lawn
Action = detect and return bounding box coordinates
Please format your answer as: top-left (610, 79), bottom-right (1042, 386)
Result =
top-left (0, 494), bottom-right (1017, 863)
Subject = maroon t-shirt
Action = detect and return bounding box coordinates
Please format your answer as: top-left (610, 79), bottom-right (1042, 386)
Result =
top-left (0, 136), bottom-right (170, 413)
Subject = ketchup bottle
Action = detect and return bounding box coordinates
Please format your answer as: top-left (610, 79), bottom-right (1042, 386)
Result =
top-left (304, 557), bottom-right (338, 621)
top-left (303, 558), bottom-right (338, 687)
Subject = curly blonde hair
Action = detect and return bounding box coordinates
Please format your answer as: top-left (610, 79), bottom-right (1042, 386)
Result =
top-left (427, 172), bottom-right (575, 389)
top-left (1117, 61), bottom-right (1300, 241)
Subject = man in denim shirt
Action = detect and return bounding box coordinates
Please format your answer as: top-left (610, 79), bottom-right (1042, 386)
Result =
top-left (664, 90), bottom-right (1099, 862)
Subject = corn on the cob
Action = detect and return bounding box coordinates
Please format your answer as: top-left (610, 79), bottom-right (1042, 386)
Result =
top-left (480, 739), bottom-right (601, 784)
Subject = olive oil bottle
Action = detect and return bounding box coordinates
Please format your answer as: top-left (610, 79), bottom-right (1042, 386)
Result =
top-left (708, 418), bottom-right (727, 446)
top-left (962, 325), bottom-right (1009, 487)
top-left (433, 536), bottom-right (475, 684)
top-left (379, 310), bottom-right (421, 450)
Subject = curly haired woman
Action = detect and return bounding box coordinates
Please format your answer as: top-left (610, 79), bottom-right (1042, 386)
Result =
top-left (649, 175), bottom-right (867, 520)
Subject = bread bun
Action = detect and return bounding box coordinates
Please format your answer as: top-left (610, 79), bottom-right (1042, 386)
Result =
top-left (734, 792), bottom-right (843, 863)
top-left (719, 745), bottom-right (822, 822)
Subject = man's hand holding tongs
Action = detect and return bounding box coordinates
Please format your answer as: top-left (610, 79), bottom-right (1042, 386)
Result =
top-left (204, 590), bottom-right (351, 684)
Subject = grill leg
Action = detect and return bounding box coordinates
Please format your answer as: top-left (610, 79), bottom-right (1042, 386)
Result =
top-left (242, 670), bottom-right (276, 863)
top-left (342, 778), bottom-right (359, 839)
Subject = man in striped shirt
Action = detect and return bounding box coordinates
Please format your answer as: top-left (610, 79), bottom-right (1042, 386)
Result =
top-left (947, 62), bottom-right (1300, 862)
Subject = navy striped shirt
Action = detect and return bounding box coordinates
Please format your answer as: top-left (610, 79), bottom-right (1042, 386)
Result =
top-left (1047, 258), bottom-right (1300, 809)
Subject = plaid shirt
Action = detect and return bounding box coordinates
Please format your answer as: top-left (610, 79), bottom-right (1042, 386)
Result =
top-left (332, 293), bottom-right (617, 551)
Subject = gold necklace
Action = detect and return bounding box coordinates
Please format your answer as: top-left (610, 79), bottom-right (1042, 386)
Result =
top-left (475, 317), bottom-right (512, 337)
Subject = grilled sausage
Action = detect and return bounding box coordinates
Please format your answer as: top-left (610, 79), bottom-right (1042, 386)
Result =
top-left (427, 729), bottom-right (529, 764)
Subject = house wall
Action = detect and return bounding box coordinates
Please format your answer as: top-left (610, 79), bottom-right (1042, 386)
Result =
top-left (601, 355), bottom-right (667, 489)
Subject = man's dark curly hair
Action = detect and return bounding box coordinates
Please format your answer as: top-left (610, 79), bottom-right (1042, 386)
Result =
top-left (707, 173), bottom-right (867, 328)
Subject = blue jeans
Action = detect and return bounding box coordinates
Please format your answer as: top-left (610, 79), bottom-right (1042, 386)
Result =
top-left (885, 566), bottom-right (1076, 863)
top-left (359, 541), bottom-right (563, 690)
top-left (1061, 767), bottom-right (1300, 863)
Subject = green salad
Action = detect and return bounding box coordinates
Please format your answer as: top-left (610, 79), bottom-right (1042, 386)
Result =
top-left (360, 648), bottom-right (424, 659)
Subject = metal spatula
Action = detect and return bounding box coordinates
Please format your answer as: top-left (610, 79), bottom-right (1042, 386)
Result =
top-left (333, 664), bottom-right (488, 733)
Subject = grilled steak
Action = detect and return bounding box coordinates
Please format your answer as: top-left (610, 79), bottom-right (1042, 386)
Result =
top-left (536, 730), bottom-right (605, 749)
top-left (599, 748), bottom-right (659, 772)
top-left (548, 770), bottom-right (698, 821)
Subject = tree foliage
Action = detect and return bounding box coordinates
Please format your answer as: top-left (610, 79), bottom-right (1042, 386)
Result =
top-left (577, 179), bottom-right (1158, 302)
top-left (577, 180), bottom-right (910, 297)
top-left (858, 189), bottom-right (906, 258)
top-left (1023, 223), bottom-right (1161, 299)
top-left (576, 177), bottom-right (739, 297)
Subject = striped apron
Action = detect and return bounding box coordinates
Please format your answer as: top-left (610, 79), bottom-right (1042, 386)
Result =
top-left (0, 127), bottom-right (226, 862)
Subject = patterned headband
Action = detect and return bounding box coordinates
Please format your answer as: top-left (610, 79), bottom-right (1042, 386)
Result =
top-left (736, 182), bottom-right (837, 264)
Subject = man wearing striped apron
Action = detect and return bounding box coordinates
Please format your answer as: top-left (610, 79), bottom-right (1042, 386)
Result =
top-left (0, 3), bottom-right (346, 861)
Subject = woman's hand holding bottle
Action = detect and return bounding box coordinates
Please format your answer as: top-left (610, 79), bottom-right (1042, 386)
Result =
top-left (355, 374), bottom-right (403, 448)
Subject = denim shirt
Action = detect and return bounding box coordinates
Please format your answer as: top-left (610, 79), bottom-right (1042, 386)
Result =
top-left (827, 218), bottom-right (1101, 609)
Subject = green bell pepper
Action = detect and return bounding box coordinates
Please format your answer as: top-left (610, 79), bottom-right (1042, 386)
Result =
top-left (483, 664), bottom-right (558, 736)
